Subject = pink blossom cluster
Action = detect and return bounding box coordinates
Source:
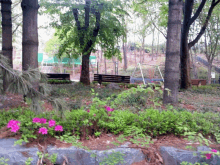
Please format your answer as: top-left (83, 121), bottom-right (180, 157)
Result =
top-left (104, 106), bottom-right (114, 112)
top-left (7, 120), bottom-right (20, 133)
top-left (205, 149), bottom-right (218, 159)
top-left (32, 118), bottom-right (63, 135)
top-left (7, 118), bottom-right (63, 135)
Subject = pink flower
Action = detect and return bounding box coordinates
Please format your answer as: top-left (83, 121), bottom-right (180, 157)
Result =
top-left (211, 149), bottom-right (218, 153)
top-left (108, 114), bottom-right (111, 116)
top-left (205, 153), bottom-right (212, 159)
top-left (106, 106), bottom-right (114, 112)
top-left (48, 120), bottom-right (56, 127)
top-left (111, 108), bottom-right (114, 111)
top-left (39, 118), bottom-right (47, 124)
top-left (87, 109), bottom-right (90, 113)
top-left (11, 125), bottom-right (20, 133)
top-left (7, 120), bottom-right (20, 128)
top-left (32, 118), bottom-right (41, 123)
top-left (93, 114), bottom-right (96, 117)
top-left (104, 105), bottom-right (107, 108)
top-left (55, 125), bottom-right (63, 132)
top-left (86, 102), bottom-right (89, 105)
top-left (39, 127), bottom-right (48, 134)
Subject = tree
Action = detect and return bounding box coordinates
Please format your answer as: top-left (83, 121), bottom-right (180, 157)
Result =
top-left (21, 0), bottom-right (39, 71)
top-left (202, 12), bottom-right (220, 84)
top-left (0, 0), bottom-right (13, 93)
top-left (21, 0), bottom-right (40, 112)
top-left (163, 0), bottom-right (182, 104)
top-left (40, 0), bottom-right (127, 85)
top-left (44, 32), bottom-right (62, 57)
top-left (180, 0), bottom-right (220, 89)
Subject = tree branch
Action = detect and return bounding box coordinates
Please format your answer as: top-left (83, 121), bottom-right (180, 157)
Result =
top-left (12, 23), bottom-right (21, 35)
top-left (85, 11), bottom-right (101, 53)
top-left (84, 0), bottom-right (91, 30)
top-left (72, 8), bottom-right (81, 30)
top-left (151, 21), bottom-right (167, 39)
top-left (188, 0), bottom-right (220, 49)
top-left (189, 0), bottom-right (207, 26)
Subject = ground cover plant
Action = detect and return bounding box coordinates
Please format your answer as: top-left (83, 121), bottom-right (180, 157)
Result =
top-left (1, 82), bottom-right (220, 164)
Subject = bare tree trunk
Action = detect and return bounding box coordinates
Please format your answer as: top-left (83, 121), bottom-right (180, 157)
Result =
top-left (104, 56), bottom-right (107, 74)
top-left (190, 49), bottom-right (198, 79)
top-left (123, 40), bottom-right (127, 70)
top-left (21, 0), bottom-right (39, 71)
top-left (135, 50), bottom-right (137, 64)
top-left (142, 38), bottom-right (145, 64)
top-left (163, 0), bottom-right (182, 104)
top-left (80, 53), bottom-right (91, 85)
top-left (1, 0), bottom-right (13, 93)
top-left (156, 30), bottom-right (159, 60)
top-left (151, 28), bottom-right (155, 61)
top-left (21, 0), bottom-right (40, 111)
top-left (207, 62), bottom-right (212, 84)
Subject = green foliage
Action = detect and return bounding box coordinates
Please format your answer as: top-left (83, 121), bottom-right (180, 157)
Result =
top-left (47, 79), bottom-right (72, 84)
top-left (190, 85), bottom-right (219, 95)
top-left (44, 33), bottom-right (61, 57)
top-left (25, 157), bottom-right (33, 165)
top-left (37, 151), bottom-right (58, 164)
top-left (0, 157), bottom-right (9, 165)
top-left (181, 162), bottom-right (209, 165)
top-left (99, 151), bottom-right (126, 165)
top-left (40, 0), bottom-right (127, 60)
top-left (184, 132), bottom-right (212, 151)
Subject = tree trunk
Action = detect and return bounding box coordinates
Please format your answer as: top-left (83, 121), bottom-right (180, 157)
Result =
top-left (190, 48), bottom-right (198, 79)
top-left (80, 53), bottom-right (91, 85)
top-left (1, 0), bottom-right (13, 93)
top-left (180, 25), bottom-right (191, 89)
top-left (207, 62), bottom-right (212, 84)
top-left (21, 0), bottom-right (39, 112)
top-left (21, 0), bottom-right (39, 71)
top-left (123, 36), bottom-right (127, 71)
top-left (104, 56), bottom-right (107, 74)
top-left (163, 0), bottom-right (182, 104)
top-left (151, 28), bottom-right (155, 61)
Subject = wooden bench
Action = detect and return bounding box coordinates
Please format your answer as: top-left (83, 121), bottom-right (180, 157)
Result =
top-left (46, 73), bottom-right (70, 80)
top-left (191, 79), bottom-right (206, 86)
top-left (94, 74), bottom-right (130, 84)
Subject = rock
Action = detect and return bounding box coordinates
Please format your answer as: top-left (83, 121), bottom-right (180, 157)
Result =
top-left (47, 142), bottom-right (145, 165)
top-left (160, 146), bottom-right (220, 165)
top-left (0, 139), bottom-right (146, 165)
top-left (0, 139), bottom-right (39, 165)
top-left (106, 83), bottom-right (121, 90)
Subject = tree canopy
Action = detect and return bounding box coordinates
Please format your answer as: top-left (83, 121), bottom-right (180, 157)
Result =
top-left (40, 0), bottom-right (128, 61)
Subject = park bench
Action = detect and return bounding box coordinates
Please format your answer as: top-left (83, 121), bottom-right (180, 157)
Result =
top-left (46, 73), bottom-right (70, 80)
top-left (94, 74), bottom-right (130, 84)
top-left (191, 79), bottom-right (206, 86)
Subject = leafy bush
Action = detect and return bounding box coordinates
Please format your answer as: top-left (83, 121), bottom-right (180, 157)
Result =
top-left (47, 79), bottom-right (72, 84)
top-left (191, 85), bottom-right (218, 94)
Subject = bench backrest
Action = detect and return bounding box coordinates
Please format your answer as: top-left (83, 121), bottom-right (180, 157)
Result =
top-left (94, 74), bottom-right (130, 83)
top-left (46, 73), bottom-right (70, 80)
top-left (191, 79), bottom-right (206, 86)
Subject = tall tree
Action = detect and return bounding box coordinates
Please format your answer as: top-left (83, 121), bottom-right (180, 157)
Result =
top-left (0, 0), bottom-right (13, 93)
top-left (21, 0), bottom-right (40, 112)
top-left (203, 13), bottom-right (220, 84)
top-left (73, 0), bottom-right (101, 84)
top-left (40, 0), bottom-right (127, 85)
top-left (180, 0), bottom-right (220, 89)
top-left (163, 0), bottom-right (182, 104)
top-left (21, 0), bottom-right (39, 71)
